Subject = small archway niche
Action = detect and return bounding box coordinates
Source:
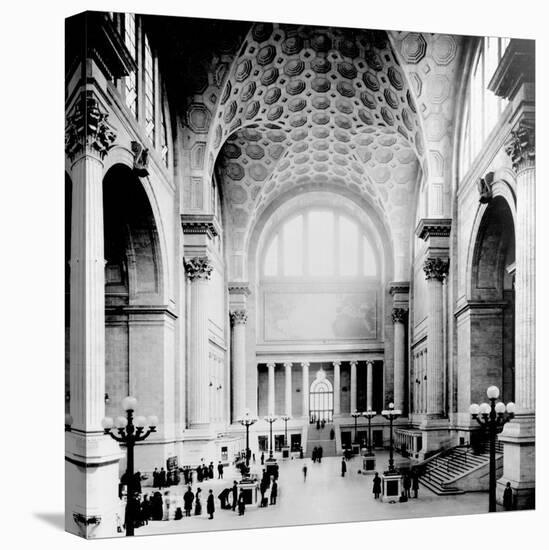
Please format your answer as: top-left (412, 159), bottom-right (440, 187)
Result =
top-left (469, 196), bottom-right (515, 405)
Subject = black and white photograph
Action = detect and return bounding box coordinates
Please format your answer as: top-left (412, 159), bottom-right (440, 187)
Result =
top-left (3, 1), bottom-right (546, 548)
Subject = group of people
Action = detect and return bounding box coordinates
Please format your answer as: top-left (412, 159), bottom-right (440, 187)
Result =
top-left (259, 469), bottom-right (278, 507)
top-left (311, 446), bottom-right (323, 463)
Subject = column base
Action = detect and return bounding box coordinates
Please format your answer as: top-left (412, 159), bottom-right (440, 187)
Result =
top-left (65, 431), bottom-right (123, 539)
top-left (417, 417), bottom-right (452, 458)
top-left (496, 414), bottom-right (535, 510)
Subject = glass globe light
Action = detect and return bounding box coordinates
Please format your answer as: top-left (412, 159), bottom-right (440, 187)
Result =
top-left (134, 416), bottom-right (147, 428)
top-left (479, 402), bottom-right (491, 415)
top-left (506, 402), bottom-right (516, 414)
top-left (469, 404), bottom-right (480, 415)
top-left (486, 386), bottom-right (500, 399)
top-left (147, 415), bottom-right (159, 427)
top-left (114, 415), bottom-right (128, 429)
top-left (389, 402), bottom-right (394, 410)
top-left (495, 402), bottom-right (506, 414)
top-left (122, 396), bottom-right (138, 411)
top-left (101, 417), bottom-right (114, 430)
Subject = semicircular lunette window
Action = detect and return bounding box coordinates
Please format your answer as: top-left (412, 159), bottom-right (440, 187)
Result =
top-left (262, 209), bottom-right (378, 279)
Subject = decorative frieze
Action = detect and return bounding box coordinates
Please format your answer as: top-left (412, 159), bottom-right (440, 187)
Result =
top-left (181, 213), bottom-right (220, 239)
top-left (228, 282), bottom-right (251, 296)
top-left (230, 309), bottom-right (248, 325)
top-left (65, 91), bottom-right (116, 161)
top-left (131, 141), bottom-right (149, 177)
top-left (415, 218), bottom-right (452, 240)
top-left (391, 307), bottom-right (408, 324)
top-left (423, 257), bottom-right (449, 281)
top-left (184, 256), bottom-right (213, 281)
top-left (504, 121), bottom-right (535, 172)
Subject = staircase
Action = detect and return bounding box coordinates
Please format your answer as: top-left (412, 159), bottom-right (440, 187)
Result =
top-left (418, 443), bottom-right (503, 496)
top-left (306, 423), bottom-right (337, 458)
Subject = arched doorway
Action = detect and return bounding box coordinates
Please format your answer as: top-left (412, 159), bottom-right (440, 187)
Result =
top-left (310, 370), bottom-right (334, 423)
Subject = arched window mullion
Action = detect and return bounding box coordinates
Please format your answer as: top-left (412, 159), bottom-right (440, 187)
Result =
top-left (277, 228), bottom-right (284, 278)
top-left (334, 213), bottom-right (340, 277)
top-left (303, 211), bottom-right (309, 277)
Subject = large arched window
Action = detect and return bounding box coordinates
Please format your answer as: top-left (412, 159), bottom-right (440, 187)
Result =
top-left (262, 209), bottom-right (378, 279)
top-left (460, 37), bottom-right (511, 175)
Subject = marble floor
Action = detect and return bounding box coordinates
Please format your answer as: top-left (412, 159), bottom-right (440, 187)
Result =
top-left (133, 453), bottom-right (488, 537)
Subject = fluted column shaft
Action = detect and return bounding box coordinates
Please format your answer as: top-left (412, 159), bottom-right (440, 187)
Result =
top-left (267, 362), bottom-right (276, 416)
top-left (284, 362), bottom-right (292, 416)
top-left (301, 362), bottom-right (310, 418)
top-left (185, 257), bottom-right (213, 427)
top-left (392, 308), bottom-right (407, 413)
top-left (333, 361), bottom-right (341, 415)
top-left (69, 151), bottom-right (106, 432)
top-left (423, 258), bottom-right (448, 416)
top-left (230, 310), bottom-right (247, 420)
top-left (350, 361), bottom-right (357, 412)
top-left (514, 159), bottom-right (535, 413)
top-left (366, 361), bottom-right (373, 411)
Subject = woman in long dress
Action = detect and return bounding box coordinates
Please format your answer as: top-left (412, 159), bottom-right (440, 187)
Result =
top-left (162, 491), bottom-right (171, 520)
top-left (194, 487), bottom-right (202, 515)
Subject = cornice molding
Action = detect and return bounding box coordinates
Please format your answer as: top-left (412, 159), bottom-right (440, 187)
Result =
top-left (389, 281), bottom-right (410, 295)
top-left (181, 213), bottom-right (220, 238)
top-left (228, 282), bottom-right (251, 296)
top-left (415, 218), bottom-right (452, 241)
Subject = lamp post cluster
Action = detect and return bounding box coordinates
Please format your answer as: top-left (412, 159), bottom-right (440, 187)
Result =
top-left (362, 408), bottom-right (377, 455)
top-left (238, 409), bottom-right (258, 468)
top-left (470, 385), bottom-right (515, 512)
top-left (281, 414), bottom-right (291, 448)
top-left (102, 396), bottom-right (158, 537)
top-left (381, 403), bottom-right (401, 473)
top-left (351, 410), bottom-right (361, 444)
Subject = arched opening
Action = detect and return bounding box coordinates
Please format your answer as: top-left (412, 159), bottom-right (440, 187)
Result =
top-left (468, 196), bottom-right (515, 406)
top-left (310, 372), bottom-right (334, 423)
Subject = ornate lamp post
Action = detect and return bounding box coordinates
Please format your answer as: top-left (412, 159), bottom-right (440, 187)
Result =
top-left (470, 386), bottom-right (515, 512)
top-left (239, 409), bottom-right (257, 467)
top-left (101, 396), bottom-right (157, 537)
top-left (264, 414), bottom-right (278, 459)
top-left (362, 408), bottom-right (377, 455)
top-left (381, 403), bottom-right (401, 473)
top-left (281, 414), bottom-right (291, 447)
top-left (351, 410), bottom-right (361, 444)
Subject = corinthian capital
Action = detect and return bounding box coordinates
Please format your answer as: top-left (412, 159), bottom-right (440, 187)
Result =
top-left (65, 91), bottom-right (117, 161)
top-left (184, 256), bottom-right (213, 281)
top-left (504, 120), bottom-right (535, 172)
top-left (230, 309), bottom-right (248, 325)
top-left (391, 307), bottom-right (408, 324)
top-left (423, 257), bottom-right (449, 281)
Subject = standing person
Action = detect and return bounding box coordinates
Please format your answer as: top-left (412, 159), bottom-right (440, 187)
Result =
top-left (238, 490), bottom-right (246, 516)
top-left (140, 494), bottom-right (151, 525)
top-left (217, 461), bottom-right (224, 479)
top-left (316, 419), bottom-right (320, 430)
top-left (341, 457), bottom-right (347, 477)
top-left (261, 451), bottom-right (265, 465)
top-left (159, 467), bottom-right (167, 489)
top-left (252, 453), bottom-right (256, 464)
top-left (231, 481), bottom-right (239, 511)
top-left (403, 473), bottom-right (411, 498)
top-left (208, 462), bottom-right (214, 479)
top-left (412, 470), bottom-right (419, 499)
top-left (152, 467), bottom-right (159, 489)
top-left (503, 482), bottom-right (514, 511)
top-left (330, 428), bottom-right (335, 440)
top-left (318, 446), bottom-right (323, 463)
top-left (183, 486), bottom-right (194, 517)
top-left (151, 491), bottom-right (163, 521)
top-left (162, 491), bottom-right (170, 520)
top-left (270, 479), bottom-right (278, 505)
top-left (302, 464), bottom-right (308, 481)
top-left (312, 446), bottom-right (317, 463)
top-left (194, 487), bottom-right (202, 516)
top-left (372, 472), bottom-right (381, 499)
top-left (259, 478), bottom-right (267, 507)
top-left (299, 446), bottom-right (304, 460)
top-left (207, 490), bottom-right (215, 520)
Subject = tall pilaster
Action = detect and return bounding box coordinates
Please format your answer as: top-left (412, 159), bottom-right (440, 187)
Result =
top-left (65, 89), bottom-right (121, 538)
top-left (185, 257), bottom-right (213, 428)
top-left (230, 309), bottom-right (248, 421)
top-left (301, 362), bottom-right (310, 419)
top-left (267, 362), bottom-right (276, 416)
top-left (333, 361), bottom-right (341, 416)
top-left (366, 360), bottom-right (373, 411)
top-left (392, 308), bottom-right (408, 414)
top-left (350, 361), bottom-right (357, 413)
top-left (284, 362), bottom-right (293, 416)
top-left (423, 258), bottom-right (448, 416)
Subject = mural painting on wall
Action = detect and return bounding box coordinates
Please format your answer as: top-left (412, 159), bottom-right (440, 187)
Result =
top-left (264, 291), bottom-right (377, 341)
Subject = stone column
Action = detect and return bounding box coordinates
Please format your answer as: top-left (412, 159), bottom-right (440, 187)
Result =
top-left (184, 257), bottom-right (213, 428)
top-left (301, 362), bottom-right (310, 419)
top-left (284, 362), bottom-right (292, 416)
top-left (350, 361), bottom-right (357, 413)
top-left (267, 362), bottom-right (276, 416)
top-left (498, 119), bottom-right (535, 509)
top-left (230, 309), bottom-right (248, 420)
top-left (366, 360), bottom-right (373, 411)
top-left (392, 308), bottom-right (407, 413)
top-left (423, 258), bottom-right (449, 416)
top-left (65, 90), bottom-right (121, 538)
top-left (333, 361), bottom-right (341, 416)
